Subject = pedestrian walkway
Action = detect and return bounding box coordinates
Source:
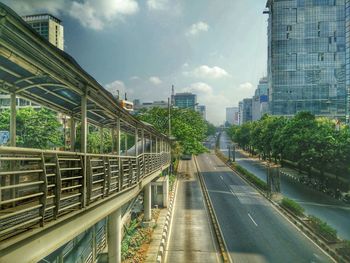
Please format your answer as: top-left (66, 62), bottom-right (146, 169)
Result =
top-left (164, 159), bottom-right (221, 263)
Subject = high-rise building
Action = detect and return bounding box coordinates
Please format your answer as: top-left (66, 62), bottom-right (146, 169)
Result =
top-left (22, 14), bottom-right (64, 50)
top-left (252, 77), bottom-right (269, 121)
top-left (197, 105), bottom-right (207, 120)
top-left (226, 107), bottom-right (239, 125)
top-left (242, 98), bottom-right (253, 124)
top-left (266, 0), bottom-right (346, 119)
top-left (346, 0), bottom-right (350, 123)
top-left (238, 101), bottom-right (243, 125)
top-left (174, 92), bottom-right (197, 110)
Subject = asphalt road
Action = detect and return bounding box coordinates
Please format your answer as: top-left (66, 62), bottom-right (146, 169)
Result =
top-left (196, 151), bottom-right (333, 263)
top-left (219, 132), bottom-right (350, 240)
top-left (164, 159), bottom-right (221, 263)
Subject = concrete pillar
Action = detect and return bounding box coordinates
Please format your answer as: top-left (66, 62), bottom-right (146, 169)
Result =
top-left (163, 176), bottom-right (169, 208)
top-left (108, 208), bottom-right (122, 263)
top-left (70, 116), bottom-right (76, 151)
top-left (144, 183), bottom-right (152, 221)
top-left (10, 92), bottom-right (16, 147)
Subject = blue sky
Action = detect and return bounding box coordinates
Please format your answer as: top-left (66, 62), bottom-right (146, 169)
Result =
top-left (3, 0), bottom-right (268, 125)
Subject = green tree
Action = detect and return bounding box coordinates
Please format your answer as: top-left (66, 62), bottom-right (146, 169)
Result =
top-left (137, 107), bottom-right (208, 155)
top-left (0, 108), bottom-right (62, 149)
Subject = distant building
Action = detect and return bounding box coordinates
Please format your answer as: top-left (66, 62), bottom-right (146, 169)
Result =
top-left (238, 101), bottom-right (243, 125)
top-left (242, 98), bottom-right (253, 124)
top-left (226, 107), bottom-right (239, 125)
top-left (265, 0), bottom-right (346, 119)
top-left (174, 92), bottom-right (197, 110)
top-left (133, 100), bottom-right (168, 112)
top-left (252, 77), bottom-right (269, 121)
top-left (197, 105), bottom-right (206, 120)
top-left (22, 14), bottom-right (64, 50)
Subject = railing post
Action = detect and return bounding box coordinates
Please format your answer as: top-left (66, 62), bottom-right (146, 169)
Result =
top-left (10, 92), bottom-right (16, 147)
top-left (142, 129), bottom-right (145, 177)
top-left (70, 116), bottom-right (76, 152)
top-left (39, 153), bottom-right (48, 226)
top-left (100, 126), bottom-right (104, 154)
top-left (116, 118), bottom-right (122, 192)
top-left (54, 154), bottom-right (62, 219)
top-left (135, 127), bottom-right (140, 182)
top-left (81, 91), bottom-right (87, 207)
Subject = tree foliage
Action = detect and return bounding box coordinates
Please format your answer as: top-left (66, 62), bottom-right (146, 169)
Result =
top-left (0, 108), bottom-right (62, 149)
top-left (228, 112), bottom-right (350, 181)
top-left (137, 107), bottom-right (211, 155)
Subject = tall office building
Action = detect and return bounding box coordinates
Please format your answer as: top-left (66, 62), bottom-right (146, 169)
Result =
top-left (226, 107), bottom-right (239, 125)
top-left (22, 14), bottom-right (64, 50)
top-left (238, 101), bottom-right (243, 125)
top-left (252, 77), bottom-right (269, 121)
top-left (174, 92), bottom-right (197, 110)
top-left (346, 0), bottom-right (350, 122)
top-left (266, 0), bottom-right (346, 119)
top-left (242, 98), bottom-right (253, 124)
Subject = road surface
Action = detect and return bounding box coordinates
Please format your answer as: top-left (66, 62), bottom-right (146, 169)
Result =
top-left (196, 151), bottom-right (333, 263)
top-left (219, 131), bottom-right (350, 240)
top-left (164, 159), bottom-right (221, 263)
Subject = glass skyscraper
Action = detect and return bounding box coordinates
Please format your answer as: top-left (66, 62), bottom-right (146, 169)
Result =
top-left (266, 0), bottom-right (347, 119)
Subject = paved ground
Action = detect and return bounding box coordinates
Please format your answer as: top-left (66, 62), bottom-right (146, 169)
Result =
top-left (219, 131), bottom-right (350, 240)
top-left (164, 159), bottom-right (221, 263)
top-left (197, 151), bottom-right (333, 263)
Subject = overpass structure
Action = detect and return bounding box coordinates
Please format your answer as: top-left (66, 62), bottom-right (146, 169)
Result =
top-left (0, 3), bottom-right (171, 262)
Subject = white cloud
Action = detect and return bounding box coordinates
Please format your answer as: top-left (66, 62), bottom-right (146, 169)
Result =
top-left (105, 80), bottom-right (134, 99)
top-left (3, 0), bottom-right (139, 31)
top-left (130, 76), bottom-right (140, 81)
top-left (69, 0), bottom-right (139, 30)
top-left (147, 0), bottom-right (169, 10)
top-left (184, 65), bottom-right (230, 79)
top-left (149, 76), bottom-right (162, 85)
top-left (186, 21), bottom-right (209, 36)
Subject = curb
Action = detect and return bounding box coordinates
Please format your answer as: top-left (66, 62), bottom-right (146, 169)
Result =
top-left (155, 177), bottom-right (178, 263)
top-left (215, 149), bottom-right (347, 263)
top-left (194, 156), bottom-right (231, 263)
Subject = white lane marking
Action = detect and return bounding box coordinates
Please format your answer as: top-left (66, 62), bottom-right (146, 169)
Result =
top-left (248, 213), bottom-right (258, 227)
top-left (220, 175), bottom-right (224, 180)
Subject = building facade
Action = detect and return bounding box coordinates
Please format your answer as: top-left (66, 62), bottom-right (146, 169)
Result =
top-left (238, 101), bottom-right (243, 125)
top-left (242, 98), bottom-right (253, 123)
top-left (174, 92), bottom-right (197, 110)
top-left (23, 14), bottom-right (64, 50)
top-left (266, 0), bottom-right (347, 119)
top-left (226, 107), bottom-right (239, 125)
top-left (252, 77), bottom-right (269, 121)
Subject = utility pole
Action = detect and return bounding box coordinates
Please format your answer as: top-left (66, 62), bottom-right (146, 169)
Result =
top-left (168, 97), bottom-right (171, 136)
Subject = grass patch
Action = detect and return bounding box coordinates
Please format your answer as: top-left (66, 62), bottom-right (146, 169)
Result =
top-left (308, 215), bottom-right (338, 242)
top-left (281, 197), bottom-right (305, 217)
top-left (232, 163), bottom-right (268, 191)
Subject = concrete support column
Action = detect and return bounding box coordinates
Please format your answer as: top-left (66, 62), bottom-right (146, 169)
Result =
top-left (70, 116), bottom-right (76, 151)
top-left (144, 183), bottom-right (152, 221)
top-left (108, 208), bottom-right (122, 263)
top-left (10, 92), bottom-right (16, 147)
top-left (81, 92), bottom-right (87, 207)
top-left (163, 176), bottom-right (169, 208)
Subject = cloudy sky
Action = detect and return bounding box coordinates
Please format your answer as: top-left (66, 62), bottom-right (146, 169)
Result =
top-left (2, 0), bottom-right (268, 125)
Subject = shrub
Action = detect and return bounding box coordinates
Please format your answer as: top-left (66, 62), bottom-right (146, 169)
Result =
top-left (233, 163), bottom-right (268, 191)
top-left (281, 197), bottom-right (305, 217)
top-left (308, 215), bottom-right (337, 241)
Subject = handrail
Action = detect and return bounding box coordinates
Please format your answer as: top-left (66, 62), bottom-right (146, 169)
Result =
top-left (0, 147), bottom-right (170, 242)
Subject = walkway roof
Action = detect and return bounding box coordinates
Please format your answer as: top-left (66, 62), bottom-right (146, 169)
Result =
top-left (0, 3), bottom-right (166, 138)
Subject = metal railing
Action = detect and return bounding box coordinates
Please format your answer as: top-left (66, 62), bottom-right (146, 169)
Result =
top-left (0, 147), bottom-right (170, 241)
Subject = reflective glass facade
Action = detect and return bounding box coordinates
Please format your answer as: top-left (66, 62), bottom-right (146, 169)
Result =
top-left (267, 0), bottom-right (347, 119)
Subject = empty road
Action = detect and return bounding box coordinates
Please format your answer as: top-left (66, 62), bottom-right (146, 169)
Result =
top-left (196, 151), bottom-right (333, 263)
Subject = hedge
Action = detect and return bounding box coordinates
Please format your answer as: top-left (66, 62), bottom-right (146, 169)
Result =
top-left (281, 197), bottom-right (305, 217)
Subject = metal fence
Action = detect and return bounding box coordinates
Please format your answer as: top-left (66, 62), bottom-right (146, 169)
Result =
top-left (0, 147), bottom-right (170, 241)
